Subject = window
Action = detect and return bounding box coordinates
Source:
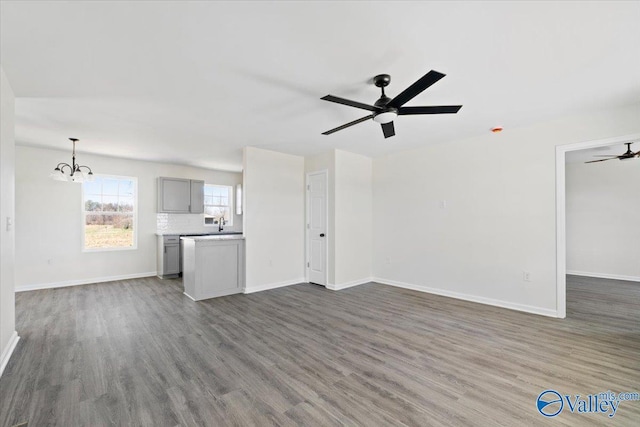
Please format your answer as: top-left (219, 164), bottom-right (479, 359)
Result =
top-left (82, 175), bottom-right (137, 250)
top-left (204, 184), bottom-right (233, 226)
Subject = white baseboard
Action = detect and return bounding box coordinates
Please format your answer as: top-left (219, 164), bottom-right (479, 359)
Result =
top-left (326, 277), bottom-right (373, 291)
top-left (567, 271), bottom-right (640, 283)
top-left (372, 277), bottom-right (559, 318)
top-left (15, 271), bottom-right (158, 292)
top-left (183, 292), bottom-right (197, 301)
top-left (243, 277), bottom-right (306, 294)
top-left (0, 331), bottom-right (20, 377)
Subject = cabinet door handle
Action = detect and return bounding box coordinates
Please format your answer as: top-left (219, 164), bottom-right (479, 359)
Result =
top-left (320, 233), bottom-right (325, 237)
top-left (164, 246), bottom-right (167, 254)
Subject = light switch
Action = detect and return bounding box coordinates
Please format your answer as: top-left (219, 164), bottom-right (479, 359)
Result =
top-left (6, 217), bottom-right (12, 231)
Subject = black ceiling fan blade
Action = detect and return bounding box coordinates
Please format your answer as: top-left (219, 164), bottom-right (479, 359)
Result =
top-left (387, 70), bottom-right (446, 108)
top-left (381, 121), bottom-right (395, 138)
top-left (322, 115), bottom-right (373, 135)
top-left (585, 158), bottom-right (615, 163)
top-left (321, 95), bottom-right (380, 112)
top-left (398, 105), bottom-right (462, 115)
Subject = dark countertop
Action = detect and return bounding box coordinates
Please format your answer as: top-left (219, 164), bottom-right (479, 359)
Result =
top-left (156, 231), bottom-right (243, 236)
top-left (180, 235), bottom-right (245, 241)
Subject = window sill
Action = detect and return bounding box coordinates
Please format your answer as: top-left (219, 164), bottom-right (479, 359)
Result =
top-left (82, 245), bottom-right (138, 253)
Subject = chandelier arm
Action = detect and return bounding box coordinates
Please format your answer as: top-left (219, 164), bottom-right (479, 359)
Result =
top-left (77, 165), bottom-right (93, 173)
top-left (56, 163), bottom-right (73, 173)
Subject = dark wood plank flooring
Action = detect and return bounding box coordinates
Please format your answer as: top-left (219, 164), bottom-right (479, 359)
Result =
top-left (1, 275), bottom-right (638, 426)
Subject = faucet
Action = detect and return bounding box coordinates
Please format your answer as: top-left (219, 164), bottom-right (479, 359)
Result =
top-left (218, 216), bottom-right (225, 232)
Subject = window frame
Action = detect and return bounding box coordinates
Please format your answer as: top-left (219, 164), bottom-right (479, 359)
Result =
top-left (203, 184), bottom-right (234, 227)
top-left (81, 174), bottom-right (138, 252)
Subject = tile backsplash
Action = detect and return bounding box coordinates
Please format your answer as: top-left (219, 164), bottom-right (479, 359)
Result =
top-left (157, 213), bottom-right (242, 234)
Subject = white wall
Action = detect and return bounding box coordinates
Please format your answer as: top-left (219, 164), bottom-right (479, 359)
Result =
top-left (566, 159), bottom-right (640, 281)
top-left (373, 104), bottom-right (640, 317)
top-left (15, 145), bottom-right (242, 290)
top-left (0, 67), bottom-right (18, 374)
top-left (243, 147), bottom-right (305, 291)
top-left (334, 150), bottom-right (372, 286)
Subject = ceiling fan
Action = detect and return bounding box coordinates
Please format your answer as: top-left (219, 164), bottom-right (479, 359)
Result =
top-left (585, 142), bottom-right (639, 163)
top-left (321, 70), bottom-right (462, 138)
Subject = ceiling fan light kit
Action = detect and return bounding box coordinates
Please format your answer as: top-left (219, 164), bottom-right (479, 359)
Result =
top-left (372, 111), bottom-right (397, 124)
top-left (321, 70), bottom-right (462, 139)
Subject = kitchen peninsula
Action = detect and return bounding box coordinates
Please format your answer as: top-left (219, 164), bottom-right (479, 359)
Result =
top-left (181, 235), bottom-right (245, 301)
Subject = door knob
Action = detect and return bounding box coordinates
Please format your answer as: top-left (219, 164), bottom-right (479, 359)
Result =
top-left (319, 233), bottom-right (325, 237)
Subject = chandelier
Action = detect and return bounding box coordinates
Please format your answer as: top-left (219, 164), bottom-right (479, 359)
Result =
top-left (50, 138), bottom-right (95, 182)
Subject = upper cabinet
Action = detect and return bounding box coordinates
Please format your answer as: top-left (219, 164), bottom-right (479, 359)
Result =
top-left (157, 177), bottom-right (205, 213)
top-left (189, 179), bottom-right (204, 214)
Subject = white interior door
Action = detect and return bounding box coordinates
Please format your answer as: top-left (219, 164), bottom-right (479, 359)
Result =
top-left (307, 171), bottom-right (327, 286)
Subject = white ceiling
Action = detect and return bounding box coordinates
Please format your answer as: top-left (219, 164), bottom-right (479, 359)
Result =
top-left (2, 1), bottom-right (639, 171)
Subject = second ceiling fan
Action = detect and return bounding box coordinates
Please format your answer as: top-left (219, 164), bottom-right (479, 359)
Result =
top-left (585, 142), bottom-right (639, 163)
top-left (321, 70), bottom-right (462, 139)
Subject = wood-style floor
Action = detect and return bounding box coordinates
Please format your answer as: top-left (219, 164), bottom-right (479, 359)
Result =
top-left (1, 275), bottom-right (638, 426)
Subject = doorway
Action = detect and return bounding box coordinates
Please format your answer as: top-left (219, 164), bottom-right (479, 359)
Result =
top-left (555, 132), bottom-right (640, 318)
top-left (306, 170), bottom-right (328, 286)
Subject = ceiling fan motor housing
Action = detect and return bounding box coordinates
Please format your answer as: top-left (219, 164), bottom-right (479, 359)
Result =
top-left (374, 96), bottom-right (391, 107)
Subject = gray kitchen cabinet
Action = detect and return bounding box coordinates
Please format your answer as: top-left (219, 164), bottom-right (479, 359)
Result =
top-left (157, 177), bottom-right (204, 213)
top-left (157, 235), bottom-right (181, 278)
top-left (190, 180), bottom-right (204, 214)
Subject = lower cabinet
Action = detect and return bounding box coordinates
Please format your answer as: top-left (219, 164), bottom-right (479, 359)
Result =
top-left (164, 244), bottom-right (180, 275)
top-left (181, 237), bottom-right (245, 300)
top-left (157, 235), bottom-right (181, 278)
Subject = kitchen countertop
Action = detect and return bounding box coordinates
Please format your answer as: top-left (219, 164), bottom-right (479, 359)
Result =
top-left (180, 234), bottom-right (245, 241)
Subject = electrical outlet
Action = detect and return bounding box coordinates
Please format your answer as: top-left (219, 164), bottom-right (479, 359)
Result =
top-left (385, 257), bottom-right (391, 264)
top-left (440, 200), bottom-right (447, 209)
top-left (523, 271), bottom-right (532, 282)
